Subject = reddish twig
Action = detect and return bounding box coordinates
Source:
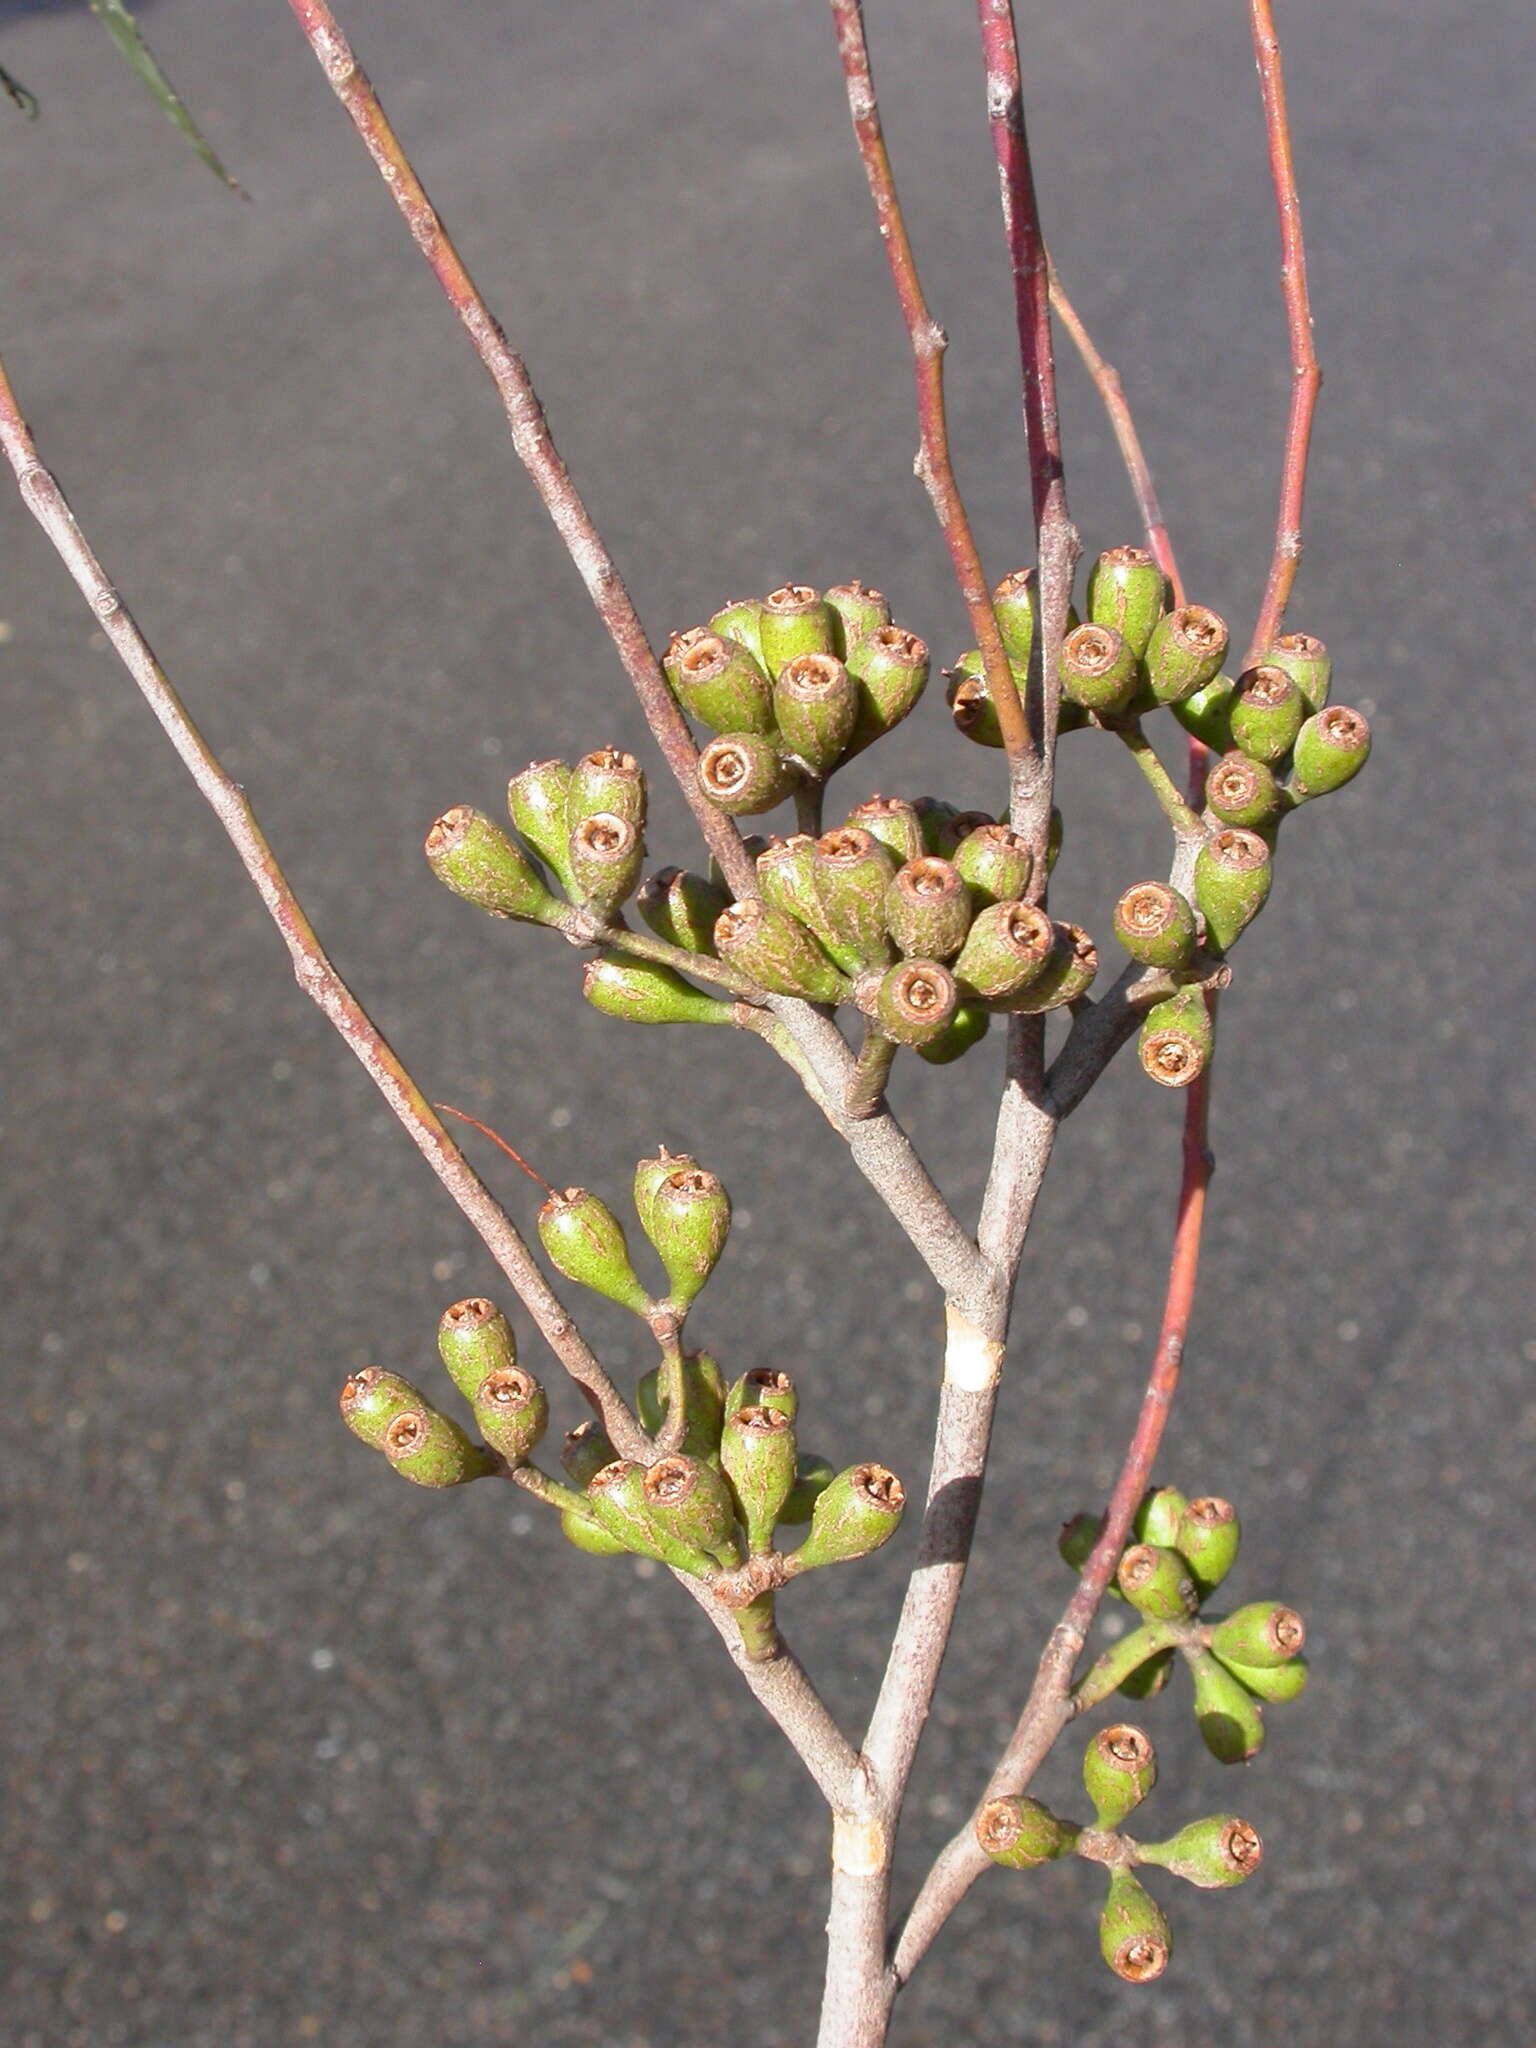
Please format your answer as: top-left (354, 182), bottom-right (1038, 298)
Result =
top-left (891, 1071), bottom-right (1214, 1991)
top-left (284, 0), bottom-right (755, 900)
top-left (1048, 263), bottom-right (1185, 607)
top-left (435, 1105), bottom-right (557, 1195)
top-left (1246, 0), bottom-right (1320, 662)
top-left (827, 0), bottom-right (1029, 769)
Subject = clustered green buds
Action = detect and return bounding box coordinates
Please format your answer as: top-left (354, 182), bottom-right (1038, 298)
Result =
top-left (339, 1368), bottom-right (493, 1488)
top-left (976, 1722), bottom-right (1263, 1986)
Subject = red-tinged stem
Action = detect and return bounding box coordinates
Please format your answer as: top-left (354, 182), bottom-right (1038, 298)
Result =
top-left (973, 0), bottom-right (1078, 851)
top-left (890, 1071), bottom-right (1213, 1994)
top-left (284, 0), bottom-right (755, 900)
top-left (1246, 0), bottom-right (1319, 663)
top-left (827, 0), bottom-right (1029, 770)
top-left (0, 340), bottom-right (865, 1820)
top-left (1048, 263), bottom-right (1186, 608)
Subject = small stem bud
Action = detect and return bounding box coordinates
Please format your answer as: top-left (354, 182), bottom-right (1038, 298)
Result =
top-left (1146, 604), bottom-right (1229, 705)
top-left (425, 807), bottom-right (562, 924)
top-left (437, 1296), bottom-right (516, 1403)
top-left (1098, 1869), bottom-right (1172, 1983)
top-left (1114, 883), bottom-right (1197, 970)
top-left (975, 1794), bottom-right (1078, 1870)
top-left (537, 1187), bottom-right (653, 1314)
top-left (1083, 1724), bottom-right (1158, 1829)
top-left (1137, 1816), bottom-right (1263, 1889)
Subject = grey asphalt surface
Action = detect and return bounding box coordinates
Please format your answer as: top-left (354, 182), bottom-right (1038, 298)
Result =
top-left (2, 2), bottom-right (1532, 2043)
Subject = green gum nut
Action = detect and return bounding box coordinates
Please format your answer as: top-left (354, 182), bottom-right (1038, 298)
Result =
top-left (636, 1352), bottom-right (726, 1457)
top-left (561, 1510), bottom-right (629, 1556)
top-left (779, 1451), bottom-right (837, 1524)
top-left (663, 624), bottom-right (714, 692)
top-left (1205, 750), bottom-right (1283, 830)
top-left (722, 1406), bottom-right (799, 1553)
top-left (1083, 1723), bottom-right (1158, 1829)
top-left (953, 823), bottom-right (1033, 909)
top-left (340, 1368), bottom-right (427, 1451)
top-left (989, 921), bottom-right (1098, 1013)
top-left (708, 598), bottom-right (768, 669)
top-left (1146, 604), bottom-right (1230, 705)
top-left (582, 953), bottom-right (734, 1027)
top-left (537, 1188), bottom-right (653, 1314)
top-left (1061, 622), bottom-right (1140, 715)
top-left (669, 632), bottom-right (776, 736)
top-left (1171, 675), bottom-right (1235, 752)
top-left (1087, 546), bottom-right (1168, 662)
top-left (759, 584), bottom-right (839, 675)
top-left (1118, 1647), bottom-right (1176, 1699)
top-left (774, 652), bottom-right (859, 774)
top-left (1175, 1496), bottom-right (1240, 1595)
top-left (947, 668), bottom-right (1006, 750)
top-left (913, 796), bottom-right (959, 856)
top-left (425, 807), bottom-right (563, 925)
top-left (437, 1296), bottom-right (516, 1402)
top-left (1208, 1602), bottom-right (1305, 1669)
top-left (845, 794), bottom-right (925, 867)
top-left (790, 1462), bottom-right (906, 1571)
top-left (585, 1459), bottom-right (672, 1563)
top-left (567, 813), bottom-right (644, 916)
top-left (1188, 1647), bottom-right (1266, 1763)
top-left (697, 732), bottom-right (797, 816)
top-left (875, 958), bottom-right (960, 1046)
top-left (636, 867), bottom-right (731, 955)
top-left (632, 1147), bottom-right (699, 1242)
top-left (953, 901), bottom-right (1056, 1001)
top-left (991, 567), bottom-right (1038, 667)
top-left (562, 1419), bottom-right (617, 1489)
top-left (642, 1164), bottom-right (731, 1308)
top-left (643, 1453), bottom-right (741, 1569)
top-left (1058, 1510), bottom-right (1107, 1574)
top-left (1230, 665), bottom-right (1305, 764)
top-left (472, 1366), bottom-right (549, 1464)
top-left (714, 898), bottom-right (850, 1002)
top-left (1138, 987), bottom-right (1214, 1091)
top-left (845, 625), bottom-right (930, 751)
top-left (1098, 1870), bottom-right (1172, 1983)
top-left (1138, 1816), bottom-right (1263, 1890)
top-left (975, 1794), bottom-right (1076, 1871)
top-left (567, 747), bottom-right (647, 832)
top-left (823, 579), bottom-right (892, 657)
top-left (1114, 882), bottom-right (1197, 969)
top-left (380, 1405), bottom-right (491, 1487)
top-left (507, 759), bottom-right (577, 893)
top-left (1216, 1653), bottom-right (1309, 1703)
top-left (1289, 704), bottom-right (1371, 799)
top-left (812, 827), bottom-right (899, 968)
top-left (757, 836), bottom-right (863, 976)
top-left (1133, 1486), bottom-right (1190, 1548)
top-left (915, 1000), bottom-right (992, 1065)
top-left (1116, 1542), bottom-right (1199, 1620)
top-left (1262, 630), bottom-right (1332, 712)
top-left (885, 858), bottom-right (972, 961)
top-left (1194, 828), bottom-right (1273, 953)
top-left (724, 1367), bottom-right (798, 1423)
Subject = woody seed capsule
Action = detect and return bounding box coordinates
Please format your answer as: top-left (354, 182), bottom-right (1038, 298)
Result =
top-left (813, 828), bottom-right (898, 969)
top-left (567, 812), bottom-right (644, 916)
top-left (1138, 987), bottom-right (1214, 1090)
top-left (1061, 622), bottom-right (1140, 715)
top-left (975, 1794), bottom-right (1077, 1870)
top-left (1146, 604), bottom-right (1229, 704)
top-left (844, 625), bottom-right (930, 751)
top-left (774, 652), bottom-right (859, 773)
top-left (952, 823), bottom-right (1033, 909)
top-left (537, 1187), bottom-right (653, 1314)
top-left (437, 1296), bottom-right (517, 1403)
top-left (567, 747), bottom-right (647, 833)
top-left (698, 733), bottom-right (797, 816)
top-left (885, 858), bottom-right (972, 961)
top-left (1205, 750), bottom-right (1283, 831)
top-left (1262, 630), bottom-right (1332, 712)
top-left (714, 899), bottom-right (850, 1002)
top-left (471, 1366), bottom-right (549, 1464)
top-left (1082, 1723), bottom-right (1158, 1829)
top-left (1137, 1816), bottom-right (1263, 1890)
top-left (759, 584), bottom-right (839, 675)
top-left (875, 959), bottom-right (960, 1046)
top-left (991, 567), bottom-right (1039, 668)
top-left (582, 953), bottom-right (734, 1028)
top-left (636, 867), bottom-right (732, 955)
top-left (668, 633), bottom-right (776, 737)
top-left (1194, 828), bottom-right (1273, 953)
top-left (845, 794), bottom-right (926, 867)
top-left (507, 759), bottom-right (578, 894)
top-left (1289, 704), bottom-right (1371, 799)
top-left (1113, 882), bottom-right (1197, 969)
top-left (425, 807), bottom-right (563, 925)
top-left (953, 901), bottom-right (1056, 1001)
top-left (822, 580), bottom-right (892, 657)
top-left (757, 837), bottom-right (862, 975)
top-left (1098, 1870), bottom-right (1172, 1984)
top-left (1230, 665), bottom-right (1305, 765)
top-left (1087, 545), bottom-right (1167, 661)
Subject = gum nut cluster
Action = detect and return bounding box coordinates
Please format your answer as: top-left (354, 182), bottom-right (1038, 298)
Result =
top-left (420, 577), bottom-right (1099, 1084)
top-left (947, 552), bottom-right (1371, 1091)
top-left (1058, 1485), bottom-right (1309, 1763)
top-left (336, 1147), bottom-right (906, 1662)
top-left (976, 1723), bottom-right (1263, 1985)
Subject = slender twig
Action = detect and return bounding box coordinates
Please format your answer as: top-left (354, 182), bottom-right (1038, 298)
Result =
top-left (0, 342), bottom-right (870, 1818)
top-left (1116, 722), bottom-right (1207, 840)
top-left (1047, 262), bottom-right (1185, 606)
top-left (287, 0), bottom-right (990, 1340)
top-left (891, 1069), bottom-right (1213, 1990)
top-left (1246, 0), bottom-right (1319, 662)
top-left (283, 0), bottom-right (753, 900)
top-left (827, 0), bottom-right (1028, 768)
top-left (974, 0), bottom-right (1079, 849)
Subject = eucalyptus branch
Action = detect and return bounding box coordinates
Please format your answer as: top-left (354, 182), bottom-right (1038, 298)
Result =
top-left (286, 0), bottom-right (989, 1332)
top-left (1048, 263), bottom-right (1185, 605)
top-left (1246, 0), bottom-right (1320, 662)
top-left (827, 0), bottom-right (1029, 768)
top-left (891, 1070), bottom-right (1214, 1991)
